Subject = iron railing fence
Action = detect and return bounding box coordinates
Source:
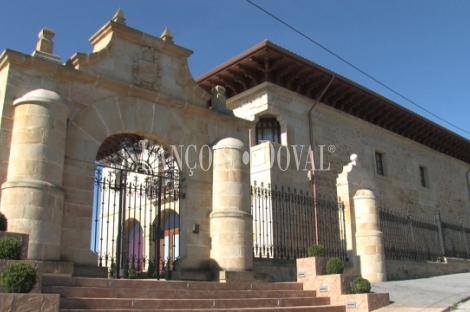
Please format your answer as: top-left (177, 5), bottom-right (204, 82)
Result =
top-left (440, 213), bottom-right (470, 259)
top-left (379, 208), bottom-right (470, 261)
top-left (251, 182), bottom-right (346, 260)
top-left (317, 198), bottom-right (347, 259)
top-left (93, 167), bottom-right (182, 279)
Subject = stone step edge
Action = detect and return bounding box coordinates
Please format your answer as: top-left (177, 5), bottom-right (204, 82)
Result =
top-left (59, 305), bottom-right (346, 312)
top-left (59, 296), bottom-right (331, 309)
top-left (59, 305), bottom-right (347, 312)
top-left (43, 286), bottom-right (317, 298)
top-left (60, 296), bottom-right (329, 303)
top-left (42, 277), bottom-right (304, 290)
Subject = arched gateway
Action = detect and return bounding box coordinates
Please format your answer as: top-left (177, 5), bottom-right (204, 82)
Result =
top-left (93, 134), bottom-right (181, 278)
top-left (0, 12), bottom-right (252, 278)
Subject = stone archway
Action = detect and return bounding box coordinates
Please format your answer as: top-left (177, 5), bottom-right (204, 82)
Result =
top-left (0, 18), bottom-right (252, 278)
top-left (93, 133), bottom-right (181, 278)
top-left (61, 94), bottom-right (238, 272)
top-left (62, 96), bottom-right (190, 266)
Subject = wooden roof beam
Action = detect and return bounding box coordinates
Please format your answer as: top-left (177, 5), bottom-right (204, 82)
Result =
top-left (336, 91), bottom-right (367, 110)
top-left (236, 63), bottom-right (262, 85)
top-left (214, 74), bottom-right (238, 95)
top-left (296, 73), bottom-right (324, 94)
top-left (286, 67), bottom-right (310, 90)
top-left (226, 69), bottom-right (248, 90)
top-left (324, 86), bottom-right (350, 107)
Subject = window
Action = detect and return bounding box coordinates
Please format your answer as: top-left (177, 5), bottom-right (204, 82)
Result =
top-left (419, 166), bottom-right (428, 187)
top-left (375, 152), bottom-right (385, 176)
top-left (256, 117), bottom-right (281, 144)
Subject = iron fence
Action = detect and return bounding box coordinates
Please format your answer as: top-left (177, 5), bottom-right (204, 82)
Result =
top-left (379, 208), bottom-right (470, 261)
top-left (441, 214), bottom-right (470, 259)
top-left (251, 182), bottom-right (346, 260)
top-left (93, 167), bottom-right (182, 279)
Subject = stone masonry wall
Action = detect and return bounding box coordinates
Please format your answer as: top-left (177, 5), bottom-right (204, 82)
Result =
top-left (0, 67), bottom-right (13, 209)
top-left (0, 18), bottom-right (251, 269)
top-left (229, 82), bottom-right (470, 223)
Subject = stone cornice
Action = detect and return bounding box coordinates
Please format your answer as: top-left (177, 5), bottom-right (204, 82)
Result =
top-left (1, 49), bottom-right (246, 127)
top-left (68, 21), bottom-right (193, 69)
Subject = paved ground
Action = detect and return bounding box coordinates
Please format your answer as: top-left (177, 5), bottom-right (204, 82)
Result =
top-left (455, 300), bottom-right (470, 312)
top-left (372, 272), bottom-right (470, 312)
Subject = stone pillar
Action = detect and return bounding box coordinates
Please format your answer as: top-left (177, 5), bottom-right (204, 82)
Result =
top-left (353, 189), bottom-right (386, 282)
top-left (0, 89), bottom-right (69, 260)
top-left (210, 138), bottom-right (253, 271)
top-left (336, 154), bottom-right (376, 274)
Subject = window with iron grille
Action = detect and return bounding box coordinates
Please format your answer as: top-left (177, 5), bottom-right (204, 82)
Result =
top-left (256, 117), bottom-right (281, 144)
top-left (419, 166), bottom-right (428, 187)
top-left (375, 152), bottom-right (385, 176)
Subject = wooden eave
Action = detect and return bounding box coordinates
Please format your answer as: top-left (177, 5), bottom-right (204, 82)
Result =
top-left (196, 40), bottom-right (470, 164)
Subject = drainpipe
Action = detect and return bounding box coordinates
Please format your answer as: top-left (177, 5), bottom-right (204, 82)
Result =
top-left (308, 76), bottom-right (335, 244)
top-left (467, 168), bottom-right (470, 214)
top-left (466, 168), bottom-right (470, 257)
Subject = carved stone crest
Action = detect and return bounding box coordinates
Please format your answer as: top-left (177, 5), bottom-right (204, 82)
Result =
top-left (132, 47), bottom-right (160, 91)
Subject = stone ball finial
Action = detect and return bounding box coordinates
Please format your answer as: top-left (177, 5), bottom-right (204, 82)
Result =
top-left (350, 154), bottom-right (358, 162)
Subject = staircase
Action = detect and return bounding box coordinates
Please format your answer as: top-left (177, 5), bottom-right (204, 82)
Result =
top-left (42, 276), bottom-right (347, 311)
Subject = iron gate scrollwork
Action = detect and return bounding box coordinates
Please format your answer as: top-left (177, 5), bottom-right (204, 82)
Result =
top-left (92, 135), bottom-right (182, 279)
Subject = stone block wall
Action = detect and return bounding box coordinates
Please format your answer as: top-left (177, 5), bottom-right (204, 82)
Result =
top-left (230, 82), bottom-right (470, 223)
top-left (386, 258), bottom-right (470, 281)
top-left (296, 257), bottom-right (390, 312)
top-left (253, 258), bottom-right (296, 282)
top-left (0, 293), bottom-right (59, 312)
top-left (0, 17), bottom-right (252, 270)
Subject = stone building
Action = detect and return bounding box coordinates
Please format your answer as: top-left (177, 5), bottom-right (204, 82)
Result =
top-left (197, 40), bottom-right (470, 280)
top-left (1, 11), bottom-right (469, 281)
top-left (198, 40), bottom-right (470, 221)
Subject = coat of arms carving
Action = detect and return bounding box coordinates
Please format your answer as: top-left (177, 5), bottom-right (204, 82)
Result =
top-left (132, 47), bottom-right (160, 91)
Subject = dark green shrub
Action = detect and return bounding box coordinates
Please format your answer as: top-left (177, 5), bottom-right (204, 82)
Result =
top-left (0, 262), bottom-right (36, 293)
top-left (0, 213), bottom-right (7, 231)
top-left (147, 260), bottom-right (156, 278)
top-left (108, 262), bottom-right (117, 279)
top-left (326, 257), bottom-right (344, 274)
top-left (351, 277), bottom-right (371, 293)
top-left (128, 263), bottom-right (137, 279)
top-left (0, 237), bottom-right (22, 260)
top-left (162, 258), bottom-right (171, 280)
top-left (308, 244), bottom-right (325, 257)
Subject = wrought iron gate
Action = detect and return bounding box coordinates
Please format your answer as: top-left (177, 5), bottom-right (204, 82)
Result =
top-left (92, 135), bottom-right (182, 279)
top-left (251, 182), bottom-right (347, 260)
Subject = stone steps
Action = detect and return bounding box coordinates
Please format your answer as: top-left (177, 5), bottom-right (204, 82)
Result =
top-left (43, 276), bottom-right (304, 291)
top-left (42, 286), bottom-right (318, 299)
top-left (42, 276), bottom-right (346, 312)
top-left (59, 297), bottom-right (332, 310)
top-left (61, 308), bottom-right (347, 312)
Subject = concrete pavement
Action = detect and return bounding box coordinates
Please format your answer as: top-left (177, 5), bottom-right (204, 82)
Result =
top-left (455, 300), bottom-right (470, 312)
top-left (372, 272), bottom-right (470, 312)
